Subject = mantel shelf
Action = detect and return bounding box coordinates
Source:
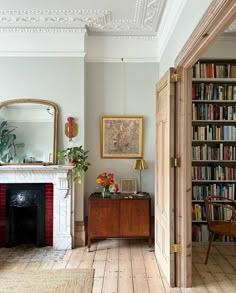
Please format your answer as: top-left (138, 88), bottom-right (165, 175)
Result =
top-left (0, 165), bottom-right (72, 171)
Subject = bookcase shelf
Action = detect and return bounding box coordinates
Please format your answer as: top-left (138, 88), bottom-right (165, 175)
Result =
top-left (192, 180), bottom-right (236, 183)
top-left (192, 140), bottom-right (235, 144)
top-left (193, 120), bottom-right (236, 123)
top-left (192, 200), bottom-right (231, 203)
top-left (192, 78), bottom-right (236, 82)
top-left (192, 59), bottom-right (236, 243)
top-left (192, 160), bottom-right (236, 164)
top-left (192, 100), bottom-right (236, 104)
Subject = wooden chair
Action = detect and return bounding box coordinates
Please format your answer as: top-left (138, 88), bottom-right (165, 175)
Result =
top-left (204, 195), bottom-right (236, 264)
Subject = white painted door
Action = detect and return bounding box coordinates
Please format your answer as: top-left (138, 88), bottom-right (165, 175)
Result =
top-left (155, 68), bottom-right (175, 286)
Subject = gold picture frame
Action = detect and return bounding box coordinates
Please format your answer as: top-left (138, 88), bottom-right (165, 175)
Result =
top-left (100, 116), bottom-right (144, 158)
top-left (120, 178), bottom-right (137, 194)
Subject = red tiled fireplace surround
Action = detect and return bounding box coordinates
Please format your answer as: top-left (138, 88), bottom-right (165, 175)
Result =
top-left (0, 183), bottom-right (53, 247)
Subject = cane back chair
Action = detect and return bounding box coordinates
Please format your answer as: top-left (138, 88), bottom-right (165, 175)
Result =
top-left (204, 195), bottom-right (236, 264)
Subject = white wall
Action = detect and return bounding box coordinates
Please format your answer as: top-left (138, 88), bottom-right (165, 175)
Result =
top-left (0, 57), bottom-right (159, 218)
top-left (202, 36), bottom-right (236, 59)
top-left (85, 62), bottom-right (159, 214)
top-left (0, 56), bottom-right (85, 220)
top-left (159, 0), bottom-right (212, 76)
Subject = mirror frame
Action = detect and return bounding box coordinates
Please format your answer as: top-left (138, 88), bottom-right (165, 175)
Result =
top-left (0, 98), bottom-right (58, 165)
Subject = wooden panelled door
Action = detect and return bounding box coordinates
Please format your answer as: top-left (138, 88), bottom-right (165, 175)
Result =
top-left (155, 68), bottom-right (176, 286)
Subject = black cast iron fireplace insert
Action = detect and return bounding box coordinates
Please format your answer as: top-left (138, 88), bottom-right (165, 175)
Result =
top-left (5, 183), bottom-right (45, 247)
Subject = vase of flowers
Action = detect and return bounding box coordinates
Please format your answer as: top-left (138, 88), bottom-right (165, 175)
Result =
top-left (96, 172), bottom-right (114, 197)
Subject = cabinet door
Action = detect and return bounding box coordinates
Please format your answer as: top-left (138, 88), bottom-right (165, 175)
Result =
top-left (120, 199), bottom-right (150, 236)
top-left (88, 199), bottom-right (119, 237)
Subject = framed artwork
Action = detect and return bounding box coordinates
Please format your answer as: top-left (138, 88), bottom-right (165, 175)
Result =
top-left (120, 178), bottom-right (137, 194)
top-left (100, 116), bottom-right (144, 158)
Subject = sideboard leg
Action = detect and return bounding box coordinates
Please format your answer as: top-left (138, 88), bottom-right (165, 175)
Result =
top-left (148, 236), bottom-right (152, 248)
top-left (87, 238), bottom-right (91, 252)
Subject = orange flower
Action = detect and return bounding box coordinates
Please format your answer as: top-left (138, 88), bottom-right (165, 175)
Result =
top-left (96, 172), bottom-right (114, 188)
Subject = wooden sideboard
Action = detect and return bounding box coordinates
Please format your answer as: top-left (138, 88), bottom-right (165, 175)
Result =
top-left (87, 192), bottom-right (152, 250)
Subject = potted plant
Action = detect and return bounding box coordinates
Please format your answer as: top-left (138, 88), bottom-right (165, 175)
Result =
top-left (57, 145), bottom-right (90, 183)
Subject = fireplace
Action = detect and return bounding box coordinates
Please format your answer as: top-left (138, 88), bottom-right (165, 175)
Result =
top-left (6, 183), bottom-right (46, 247)
top-left (0, 166), bottom-right (74, 250)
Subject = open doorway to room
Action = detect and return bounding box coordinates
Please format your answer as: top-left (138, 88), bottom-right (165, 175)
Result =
top-left (190, 26), bottom-right (236, 288)
top-left (173, 1), bottom-right (236, 288)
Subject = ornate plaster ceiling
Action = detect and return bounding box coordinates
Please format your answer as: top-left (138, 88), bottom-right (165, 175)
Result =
top-left (0, 0), bottom-right (167, 36)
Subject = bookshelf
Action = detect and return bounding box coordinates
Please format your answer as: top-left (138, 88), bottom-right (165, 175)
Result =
top-left (192, 60), bottom-right (236, 242)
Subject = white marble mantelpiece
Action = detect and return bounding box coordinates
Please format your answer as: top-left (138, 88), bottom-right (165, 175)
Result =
top-left (0, 165), bottom-right (74, 250)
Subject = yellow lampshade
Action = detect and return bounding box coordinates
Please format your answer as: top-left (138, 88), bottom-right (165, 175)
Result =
top-left (132, 159), bottom-right (148, 192)
top-left (132, 159), bottom-right (149, 170)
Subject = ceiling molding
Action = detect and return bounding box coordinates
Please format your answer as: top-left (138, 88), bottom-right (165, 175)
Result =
top-left (0, 0), bottom-right (167, 36)
top-left (0, 28), bottom-right (87, 34)
top-left (0, 52), bottom-right (86, 57)
top-left (89, 0), bottom-right (166, 36)
top-left (0, 9), bottom-right (110, 29)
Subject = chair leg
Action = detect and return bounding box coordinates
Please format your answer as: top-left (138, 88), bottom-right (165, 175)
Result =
top-left (205, 233), bottom-right (214, 264)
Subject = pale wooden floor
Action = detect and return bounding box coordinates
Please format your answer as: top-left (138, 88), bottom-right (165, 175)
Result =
top-left (0, 239), bottom-right (236, 292)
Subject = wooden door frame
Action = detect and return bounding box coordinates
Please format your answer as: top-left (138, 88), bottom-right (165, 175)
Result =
top-left (173, 0), bottom-right (236, 287)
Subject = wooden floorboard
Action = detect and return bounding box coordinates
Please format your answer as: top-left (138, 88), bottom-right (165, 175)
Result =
top-left (0, 240), bottom-right (236, 292)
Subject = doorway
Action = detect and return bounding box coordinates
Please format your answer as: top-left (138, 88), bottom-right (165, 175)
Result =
top-left (173, 0), bottom-right (236, 288)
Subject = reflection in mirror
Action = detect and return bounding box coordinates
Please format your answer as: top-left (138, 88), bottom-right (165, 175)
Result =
top-left (0, 99), bottom-right (58, 165)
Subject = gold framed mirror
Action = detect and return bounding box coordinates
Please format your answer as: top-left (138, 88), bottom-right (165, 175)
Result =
top-left (0, 99), bottom-right (58, 165)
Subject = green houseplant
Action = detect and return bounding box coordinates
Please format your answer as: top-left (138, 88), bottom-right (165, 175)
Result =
top-left (0, 120), bottom-right (25, 163)
top-left (57, 145), bottom-right (90, 183)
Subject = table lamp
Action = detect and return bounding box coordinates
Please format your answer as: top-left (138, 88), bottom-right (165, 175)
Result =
top-left (132, 159), bottom-right (148, 192)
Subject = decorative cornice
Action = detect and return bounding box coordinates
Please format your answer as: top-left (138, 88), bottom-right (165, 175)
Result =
top-left (0, 9), bottom-right (110, 27)
top-left (89, 0), bottom-right (166, 35)
top-left (0, 28), bottom-right (87, 34)
top-left (0, 0), bottom-right (166, 36)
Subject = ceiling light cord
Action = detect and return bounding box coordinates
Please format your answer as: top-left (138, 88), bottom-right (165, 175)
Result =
top-left (122, 57), bottom-right (126, 114)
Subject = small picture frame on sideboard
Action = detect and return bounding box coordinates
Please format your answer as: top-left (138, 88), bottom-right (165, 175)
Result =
top-left (120, 178), bottom-right (137, 194)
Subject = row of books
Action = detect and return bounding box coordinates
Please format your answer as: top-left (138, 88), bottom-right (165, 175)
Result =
top-left (192, 166), bottom-right (236, 180)
top-left (192, 125), bottom-right (236, 141)
top-left (192, 83), bottom-right (236, 101)
top-left (192, 224), bottom-right (234, 242)
top-left (192, 183), bottom-right (236, 200)
top-left (192, 104), bottom-right (236, 120)
top-left (192, 62), bottom-right (236, 78)
top-left (192, 204), bottom-right (233, 221)
top-left (192, 144), bottom-right (236, 160)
